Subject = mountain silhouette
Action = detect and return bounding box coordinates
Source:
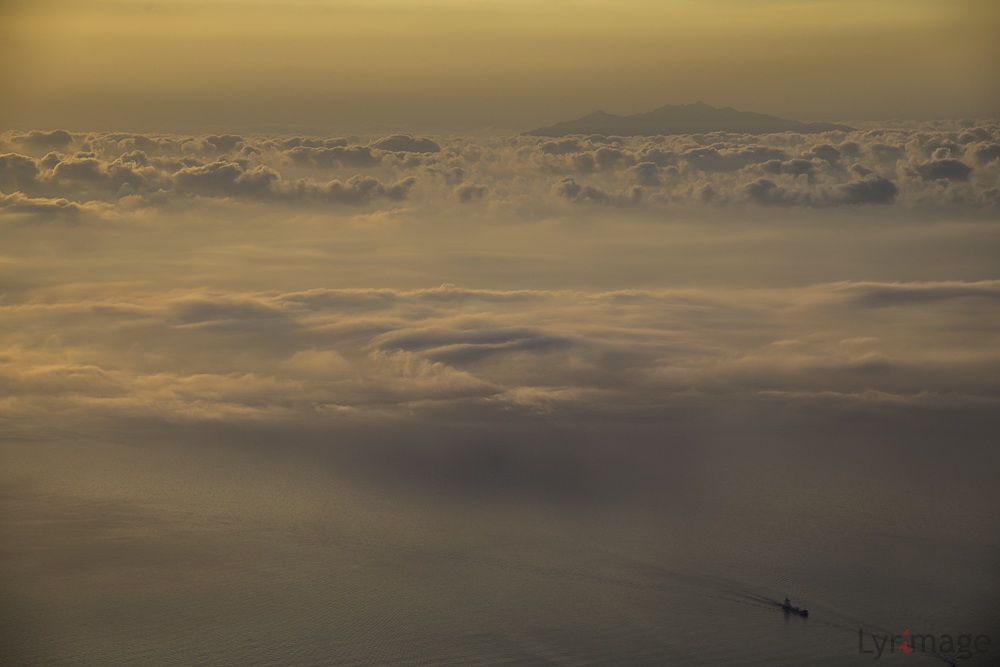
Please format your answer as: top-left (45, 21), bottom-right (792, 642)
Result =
top-left (524, 102), bottom-right (853, 137)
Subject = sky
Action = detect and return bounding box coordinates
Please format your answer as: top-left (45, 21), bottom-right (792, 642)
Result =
top-left (2, 2), bottom-right (999, 666)
top-left (1, 0), bottom-right (998, 133)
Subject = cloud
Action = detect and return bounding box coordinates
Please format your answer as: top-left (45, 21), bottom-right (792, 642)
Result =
top-left (681, 145), bottom-right (788, 172)
top-left (695, 182), bottom-right (715, 203)
top-left (838, 141), bottom-right (861, 158)
top-left (743, 174), bottom-right (898, 206)
top-left (372, 135), bottom-right (441, 153)
top-left (10, 129), bottom-right (74, 150)
top-left (168, 296), bottom-right (291, 325)
top-left (306, 175), bottom-right (416, 204)
top-left (455, 183), bottom-right (488, 202)
top-left (174, 161), bottom-right (283, 198)
top-left (1, 121), bottom-right (997, 218)
top-left (593, 147), bottom-right (632, 170)
top-left (909, 159), bottom-right (973, 182)
top-left (424, 334), bottom-right (574, 365)
top-left (801, 143), bottom-right (841, 164)
top-left (377, 326), bottom-right (576, 365)
top-left (0, 191), bottom-right (90, 221)
top-left (869, 143), bottom-right (905, 163)
top-left (284, 145), bottom-right (382, 168)
top-left (280, 137), bottom-right (349, 150)
top-left (554, 177), bottom-right (642, 206)
top-left (970, 143), bottom-right (1000, 165)
top-left (834, 175), bottom-right (898, 204)
top-left (760, 158), bottom-right (816, 180)
top-left (0, 153), bottom-right (42, 194)
top-left (635, 147), bottom-right (677, 167)
top-left (379, 326), bottom-right (556, 352)
top-left (742, 178), bottom-right (814, 206)
top-left (539, 138), bottom-right (584, 155)
top-left (2, 279), bottom-right (997, 430)
top-left (203, 135), bottom-right (243, 153)
top-left (554, 177), bottom-right (583, 199)
top-left (281, 288), bottom-right (400, 312)
top-left (101, 134), bottom-right (181, 154)
top-left (627, 162), bottom-right (662, 186)
top-left (743, 178), bottom-right (793, 205)
top-left (2, 119), bottom-right (999, 655)
top-left (839, 280), bottom-right (1000, 307)
top-left (171, 161), bottom-right (415, 204)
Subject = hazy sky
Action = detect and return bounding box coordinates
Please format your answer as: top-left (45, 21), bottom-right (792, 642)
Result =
top-left (2, 4), bottom-right (999, 666)
top-left (2, 0), bottom-right (998, 133)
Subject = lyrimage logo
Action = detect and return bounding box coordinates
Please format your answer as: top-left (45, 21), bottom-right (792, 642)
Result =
top-left (858, 628), bottom-right (992, 661)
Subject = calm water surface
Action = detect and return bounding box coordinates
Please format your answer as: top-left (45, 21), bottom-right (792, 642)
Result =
top-left (2, 427), bottom-right (997, 667)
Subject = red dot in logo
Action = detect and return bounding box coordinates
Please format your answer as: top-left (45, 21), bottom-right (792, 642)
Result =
top-left (899, 629), bottom-right (913, 653)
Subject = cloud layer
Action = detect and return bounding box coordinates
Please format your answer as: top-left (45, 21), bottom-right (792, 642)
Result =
top-left (1, 121), bottom-right (998, 499)
top-left (2, 120), bottom-right (998, 223)
top-left (3, 280), bottom-right (997, 431)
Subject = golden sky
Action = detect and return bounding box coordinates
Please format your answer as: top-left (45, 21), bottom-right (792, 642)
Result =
top-left (2, 0), bottom-right (998, 133)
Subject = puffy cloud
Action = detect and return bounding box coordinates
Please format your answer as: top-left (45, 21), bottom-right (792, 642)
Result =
top-left (284, 145), bottom-right (382, 168)
top-left (743, 174), bottom-right (898, 206)
top-left (280, 137), bottom-right (349, 150)
top-left (102, 133), bottom-right (181, 154)
top-left (635, 147), bottom-right (677, 167)
top-left (0, 191), bottom-right (89, 221)
top-left (695, 182), bottom-right (715, 203)
top-left (971, 143), bottom-right (1000, 165)
top-left (743, 178), bottom-right (805, 206)
top-left (9, 129), bottom-right (74, 150)
top-left (835, 175), bottom-right (898, 204)
top-left (305, 175), bottom-right (416, 204)
top-left (627, 162), bottom-right (662, 186)
top-left (868, 142), bottom-right (905, 162)
top-left (760, 158), bottom-right (816, 180)
top-left (372, 135), bottom-right (441, 153)
top-left (554, 177), bottom-right (642, 206)
top-left (181, 135), bottom-right (244, 155)
top-left (554, 177), bottom-right (583, 199)
top-left (801, 143), bottom-right (841, 164)
top-left (838, 141), bottom-right (861, 157)
top-left (539, 138), bottom-right (584, 155)
top-left (909, 159), bottom-right (973, 182)
top-left (570, 153), bottom-right (596, 173)
top-left (682, 145), bottom-right (788, 172)
top-left (203, 135), bottom-right (243, 153)
top-left (593, 147), bottom-right (632, 170)
top-left (173, 161), bottom-right (283, 198)
top-left (160, 160), bottom-right (415, 204)
top-left (0, 153), bottom-right (42, 193)
top-left (455, 183), bottom-right (488, 202)
top-left (1, 121), bottom-right (997, 218)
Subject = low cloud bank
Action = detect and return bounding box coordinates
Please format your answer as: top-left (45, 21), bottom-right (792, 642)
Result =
top-left (2, 281), bottom-right (997, 428)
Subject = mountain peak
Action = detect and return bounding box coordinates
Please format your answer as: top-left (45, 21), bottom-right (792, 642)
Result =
top-left (525, 103), bottom-right (853, 137)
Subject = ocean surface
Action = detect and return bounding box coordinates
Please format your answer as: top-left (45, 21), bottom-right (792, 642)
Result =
top-left (2, 426), bottom-right (997, 667)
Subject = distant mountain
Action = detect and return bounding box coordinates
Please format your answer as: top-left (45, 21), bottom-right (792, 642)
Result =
top-left (524, 102), bottom-right (854, 137)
